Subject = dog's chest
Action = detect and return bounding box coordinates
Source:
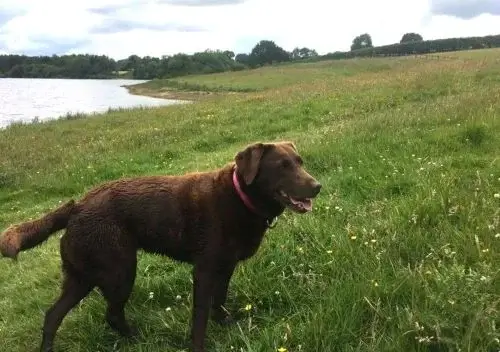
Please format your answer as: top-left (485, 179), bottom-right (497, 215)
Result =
top-left (229, 227), bottom-right (267, 261)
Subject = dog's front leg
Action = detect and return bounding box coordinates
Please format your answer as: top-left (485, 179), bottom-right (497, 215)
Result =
top-left (211, 262), bottom-right (236, 325)
top-left (191, 262), bottom-right (216, 352)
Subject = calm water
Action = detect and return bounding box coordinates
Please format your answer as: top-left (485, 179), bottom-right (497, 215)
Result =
top-left (0, 78), bottom-right (183, 128)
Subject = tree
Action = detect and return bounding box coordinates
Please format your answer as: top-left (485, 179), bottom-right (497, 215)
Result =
top-left (124, 55), bottom-right (141, 70)
top-left (223, 50), bottom-right (235, 60)
top-left (400, 32), bottom-right (423, 43)
top-left (7, 64), bottom-right (25, 78)
top-left (0, 54), bottom-right (117, 79)
top-left (351, 33), bottom-right (373, 51)
top-left (235, 53), bottom-right (250, 65)
top-left (248, 40), bottom-right (291, 67)
top-left (291, 47), bottom-right (318, 60)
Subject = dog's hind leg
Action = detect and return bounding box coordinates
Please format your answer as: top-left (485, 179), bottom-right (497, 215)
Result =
top-left (40, 270), bottom-right (94, 352)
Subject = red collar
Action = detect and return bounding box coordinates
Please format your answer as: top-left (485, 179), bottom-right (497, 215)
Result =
top-left (232, 167), bottom-right (259, 214)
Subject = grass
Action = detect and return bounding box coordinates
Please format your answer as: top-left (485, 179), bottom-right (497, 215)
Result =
top-left (1, 48), bottom-right (500, 352)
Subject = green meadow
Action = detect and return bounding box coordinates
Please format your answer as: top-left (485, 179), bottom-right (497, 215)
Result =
top-left (1, 49), bottom-right (499, 352)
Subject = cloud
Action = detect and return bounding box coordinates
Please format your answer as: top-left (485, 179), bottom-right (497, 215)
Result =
top-left (430, 0), bottom-right (500, 19)
top-left (158, 0), bottom-right (246, 6)
top-left (87, 0), bottom-right (244, 15)
top-left (90, 19), bottom-right (206, 34)
top-left (0, 4), bottom-right (99, 56)
top-left (0, 30), bottom-right (89, 56)
top-left (0, 9), bottom-right (23, 27)
top-left (0, 0), bottom-right (499, 60)
top-left (88, 0), bottom-right (140, 15)
top-left (88, 5), bottom-right (125, 15)
top-left (0, 12), bottom-right (11, 27)
top-left (17, 38), bottom-right (91, 56)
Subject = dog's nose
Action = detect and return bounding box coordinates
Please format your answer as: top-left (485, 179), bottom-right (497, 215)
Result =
top-left (311, 181), bottom-right (322, 195)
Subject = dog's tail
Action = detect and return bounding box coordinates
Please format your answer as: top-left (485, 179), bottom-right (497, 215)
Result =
top-left (0, 200), bottom-right (77, 259)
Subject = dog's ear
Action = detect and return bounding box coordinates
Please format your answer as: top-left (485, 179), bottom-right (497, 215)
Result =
top-left (235, 142), bottom-right (265, 185)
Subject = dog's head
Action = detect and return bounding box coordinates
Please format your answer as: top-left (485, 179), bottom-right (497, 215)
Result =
top-left (235, 141), bottom-right (321, 213)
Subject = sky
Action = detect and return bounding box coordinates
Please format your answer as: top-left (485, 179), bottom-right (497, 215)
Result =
top-left (0, 0), bottom-right (499, 59)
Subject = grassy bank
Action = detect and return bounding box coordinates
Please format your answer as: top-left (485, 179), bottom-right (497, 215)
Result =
top-left (1, 49), bottom-right (500, 352)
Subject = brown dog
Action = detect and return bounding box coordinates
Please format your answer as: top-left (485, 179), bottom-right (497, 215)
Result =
top-left (0, 141), bottom-right (321, 352)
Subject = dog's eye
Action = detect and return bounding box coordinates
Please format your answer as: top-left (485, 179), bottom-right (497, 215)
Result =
top-left (296, 157), bottom-right (303, 166)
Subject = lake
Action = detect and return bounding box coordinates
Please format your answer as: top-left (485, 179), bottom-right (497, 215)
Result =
top-left (0, 78), bottom-right (183, 128)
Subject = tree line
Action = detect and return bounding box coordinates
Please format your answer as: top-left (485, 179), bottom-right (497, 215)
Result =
top-left (0, 33), bottom-right (499, 80)
top-left (0, 42), bottom-right (317, 80)
top-left (0, 54), bottom-right (116, 79)
top-left (331, 32), bottom-right (500, 60)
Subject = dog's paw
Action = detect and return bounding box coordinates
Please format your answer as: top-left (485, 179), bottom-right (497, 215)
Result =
top-left (122, 324), bottom-right (139, 338)
top-left (211, 309), bottom-right (235, 326)
top-left (107, 316), bottom-right (139, 338)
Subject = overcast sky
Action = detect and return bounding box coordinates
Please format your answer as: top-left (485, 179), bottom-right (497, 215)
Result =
top-left (0, 0), bottom-right (499, 59)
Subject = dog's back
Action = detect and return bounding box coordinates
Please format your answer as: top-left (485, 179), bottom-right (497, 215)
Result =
top-left (67, 164), bottom-right (237, 264)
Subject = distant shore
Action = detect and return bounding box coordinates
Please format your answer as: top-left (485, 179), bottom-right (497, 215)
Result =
top-left (123, 81), bottom-right (225, 102)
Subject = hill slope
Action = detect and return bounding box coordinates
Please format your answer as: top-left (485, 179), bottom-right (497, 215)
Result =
top-left (1, 49), bottom-right (500, 352)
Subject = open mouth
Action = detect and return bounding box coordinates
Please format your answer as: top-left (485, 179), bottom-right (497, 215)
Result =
top-left (279, 191), bottom-right (314, 213)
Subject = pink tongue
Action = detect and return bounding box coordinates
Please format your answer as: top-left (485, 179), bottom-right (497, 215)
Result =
top-left (302, 199), bottom-right (313, 212)
top-left (291, 198), bottom-right (313, 212)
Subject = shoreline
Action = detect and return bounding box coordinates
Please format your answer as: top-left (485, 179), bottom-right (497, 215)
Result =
top-left (122, 81), bottom-right (236, 102)
top-left (123, 84), bottom-right (201, 101)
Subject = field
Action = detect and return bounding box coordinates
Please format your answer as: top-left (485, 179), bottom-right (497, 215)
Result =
top-left (1, 48), bottom-right (500, 352)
